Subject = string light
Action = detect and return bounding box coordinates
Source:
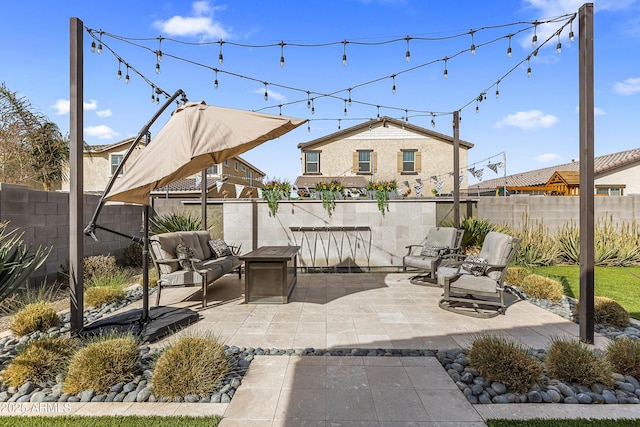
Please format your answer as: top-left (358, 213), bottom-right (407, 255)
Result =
top-left (431, 114), bottom-right (436, 128)
top-left (97, 30), bottom-right (103, 54)
top-left (348, 88), bottom-right (352, 106)
top-left (90, 40), bottom-right (96, 53)
top-left (125, 65), bottom-right (130, 84)
top-left (495, 80), bottom-right (500, 98)
top-left (476, 100), bottom-right (479, 113)
top-left (307, 121), bottom-right (311, 132)
top-left (117, 60), bottom-right (122, 80)
top-left (556, 31), bottom-right (562, 54)
top-left (157, 36), bottom-right (163, 63)
top-left (526, 56), bottom-right (532, 78)
top-left (405, 109), bottom-right (409, 122)
top-left (311, 98), bottom-right (315, 115)
top-left (405, 36), bottom-right (411, 62)
top-left (279, 41), bottom-right (285, 68)
top-left (342, 40), bottom-right (348, 66)
top-left (344, 99), bottom-right (348, 116)
top-left (151, 85), bottom-right (155, 103)
top-left (263, 82), bottom-right (269, 101)
top-left (338, 119), bottom-right (341, 130)
top-left (307, 91), bottom-right (311, 109)
top-left (569, 19), bottom-right (575, 42)
top-left (507, 34), bottom-right (512, 58)
top-left (443, 57), bottom-right (448, 79)
top-left (218, 40), bottom-right (224, 65)
top-left (391, 75), bottom-right (396, 94)
top-left (376, 106), bottom-right (380, 118)
top-left (214, 69), bottom-right (219, 89)
top-left (532, 21), bottom-right (538, 46)
top-left (278, 105), bottom-right (282, 115)
top-left (155, 60), bottom-right (160, 74)
top-left (469, 30), bottom-right (476, 55)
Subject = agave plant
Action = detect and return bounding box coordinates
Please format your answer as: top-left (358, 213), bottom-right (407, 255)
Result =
top-left (510, 213), bottom-right (557, 267)
top-left (149, 211), bottom-right (202, 235)
top-left (0, 221), bottom-right (51, 306)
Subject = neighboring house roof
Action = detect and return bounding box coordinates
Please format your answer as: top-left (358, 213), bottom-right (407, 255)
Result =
top-left (85, 136), bottom-right (143, 153)
top-left (150, 177), bottom-right (219, 194)
top-left (297, 116), bottom-right (474, 150)
top-left (469, 147), bottom-right (640, 189)
top-left (294, 175), bottom-right (370, 189)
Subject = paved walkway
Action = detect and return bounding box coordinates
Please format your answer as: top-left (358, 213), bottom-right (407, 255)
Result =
top-left (19, 272), bottom-right (639, 425)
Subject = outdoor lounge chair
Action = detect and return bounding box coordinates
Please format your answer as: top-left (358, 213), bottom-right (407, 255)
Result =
top-left (403, 227), bottom-right (464, 285)
top-left (437, 231), bottom-right (520, 318)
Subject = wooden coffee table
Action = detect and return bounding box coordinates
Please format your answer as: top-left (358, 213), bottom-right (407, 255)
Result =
top-left (239, 246), bottom-right (300, 304)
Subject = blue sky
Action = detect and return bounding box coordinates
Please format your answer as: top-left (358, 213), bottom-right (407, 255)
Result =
top-left (1, 0), bottom-right (639, 186)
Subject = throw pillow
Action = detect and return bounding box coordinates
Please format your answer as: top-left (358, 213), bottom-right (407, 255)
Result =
top-left (420, 245), bottom-right (447, 257)
top-left (462, 256), bottom-right (488, 276)
top-left (208, 239), bottom-right (233, 258)
top-left (175, 243), bottom-right (196, 270)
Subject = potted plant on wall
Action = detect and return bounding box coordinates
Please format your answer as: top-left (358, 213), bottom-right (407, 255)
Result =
top-left (261, 178), bottom-right (291, 216)
top-left (366, 180), bottom-right (397, 216)
top-left (314, 180), bottom-right (344, 217)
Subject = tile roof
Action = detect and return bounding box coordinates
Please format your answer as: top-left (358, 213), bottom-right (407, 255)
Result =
top-left (469, 147), bottom-right (640, 189)
top-left (150, 178), bottom-right (218, 193)
top-left (297, 116), bottom-right (474, 150)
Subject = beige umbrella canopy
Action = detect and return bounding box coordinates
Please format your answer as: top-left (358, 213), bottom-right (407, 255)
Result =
top-left (105, 101), bottom-right (306, 205)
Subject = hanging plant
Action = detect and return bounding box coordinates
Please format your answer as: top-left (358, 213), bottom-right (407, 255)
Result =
top-left (314, 180), bottom-right (344, 217)
top-left (261, 179), bottom-right (291, 216)
top-left (366, 180), bottom-right (397, 216)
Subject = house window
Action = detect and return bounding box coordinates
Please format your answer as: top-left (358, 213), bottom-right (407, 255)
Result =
top-left (110, 154), bottom-right (124, 176)
top-left (206, 164), bottom-right (219, 175)
top-left (223, 160), bottom-right (228, 167)
top-left (358, 151), bottom-right (372, 173)
top-left (402, 151), bottom-right (415, 173)
top-left (596, 186), bottom-right (624, 196)
top-left (305, 151), bottom-right (320, 174)
top-left (234, 161), bottom-right (238, 171)
top-left (240, 165), bottom-right (246, 172)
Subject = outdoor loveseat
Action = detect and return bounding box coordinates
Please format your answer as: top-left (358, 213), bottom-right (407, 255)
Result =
top-left (149, 230), bottom-right (242, 308)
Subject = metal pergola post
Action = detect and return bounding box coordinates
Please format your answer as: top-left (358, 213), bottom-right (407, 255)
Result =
top-left (453, 111), bottom-right (460, 229)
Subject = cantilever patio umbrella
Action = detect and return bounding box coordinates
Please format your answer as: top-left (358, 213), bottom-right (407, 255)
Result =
top-left (84, 97), bottom-right (305, 340)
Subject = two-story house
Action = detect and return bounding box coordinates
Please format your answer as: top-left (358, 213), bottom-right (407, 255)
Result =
top-left (61, 137), bottom-right (265, 199)
top-left (295, 117), bottom-right (473, 196)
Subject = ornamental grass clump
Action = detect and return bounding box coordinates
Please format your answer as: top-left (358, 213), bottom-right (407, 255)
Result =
top-left (545, 337), bottom-right (614, 387)
top-left (63, 333), bottom-right (139, 395)
top-left (2, 336), bottom-right (78, 387)
top-left (85, 286), bottom-right (125, 308)
top-left (575, 296), bottom-right (630, 328)
top-left (152, 333), bottom-right (229, 399)
top-left (149, 211), bottom-right (202, 234)
top-left (510, 214), bottom-right (557, 267)
top-left (504, 267), bottom-right (531, 287)
top-left (519, 274), bottom-right (563, 303)
top-left (83, 255), bottom-right (117, 281)
top-left (467, 335), bottom-right (543, 394)
top-left (10, 301), bottom-right (60, 337)
top-left (606, 337), bottom-right (640, 379)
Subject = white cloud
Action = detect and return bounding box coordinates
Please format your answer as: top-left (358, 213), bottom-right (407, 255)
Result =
top-left (153, 1), bottom-right (230, 40)
top-left (252, 88), bottom-right (287, 103)
top-left (84, 125), bottom-right (119, 139)
top-left (613, 77), bottom-right (640, 95)
top-left (96, 109), bottom-right (112, 117)
top-left (535, 153), bottom-right (562, 163)
top-left (494, 110), bottom-right (559, 130)
top-left (51, 99), bottom-right (101, 115)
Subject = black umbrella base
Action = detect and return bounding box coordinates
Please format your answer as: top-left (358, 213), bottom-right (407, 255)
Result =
top-left (81, 306), bottom-right (200, 342)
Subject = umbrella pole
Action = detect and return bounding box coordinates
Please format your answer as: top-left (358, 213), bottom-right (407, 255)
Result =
top-left (142, 205), bottom-right (150, 322)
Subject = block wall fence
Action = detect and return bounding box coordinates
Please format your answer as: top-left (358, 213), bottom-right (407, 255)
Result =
top-left (3, 183), bottom-right (640, 282)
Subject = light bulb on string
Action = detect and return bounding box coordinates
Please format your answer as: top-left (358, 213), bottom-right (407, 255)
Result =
top-left (157, 36), bottom-right (163, 62)
top-left (125, 66), bottom-right (130, 84)
top-left (218, 40), bottom-right (224, 65)
top-left (279, 105), bottom-right (282, 116)
top-left (495, 81), bottom-right (500, 99)
top-left (90, 40), bottom-right (96, 53)
top-left (307, 121), bottom-right (311, 133)
top-left (342, 40), bottom-right (348, 66)
top-left (475, 100), bottom-right (479, 113)
top-left (531, 21), bottom-right (538, 46)
top-left (431, 114), bottom-right (436, 128)
top-left (348, 88), bottom-right (352, 106)
top-left (338, 119), bottom-right (341, 130)
top-left (307, 91), bottom-right (311, 109)
top-left (569, 19), bottom-right (575, 42)
top-left (151, 85), bottom-right (155, 103)
top-left (507, 34), bottom-right (512, 58)
top-left (556, 32), bottom-right (562, 54)
top-left (214, 70), bottom-right (219, 89)
top-left (155, 61), bottom-right (161, 74)
top-left (279, 41), bottom-right (285, 68)
top-left (526, 57), bottom-right (532, 78)
top-left (376, 106), bottom-right (380, 119)
top-left (263, 82), bottom-right (268, 101)
top-left (391, 75), bottom-right (396, 94)
top-left (117, 60), bottom-right (122, 80)
top-left (344, 99), bottom-right (348, 116)
top-left (311, 98), bottom-right (315, 115)
top-left (405, 36), bottom-right (411, 62)
top-left (469, 31), bottom-right (476, 56)
top-left (97, 31), bottom-right (103, 55)
top-left (443, 57), bottom-right (448, 79)
top-left (405, 110), bottom-right (409, 122)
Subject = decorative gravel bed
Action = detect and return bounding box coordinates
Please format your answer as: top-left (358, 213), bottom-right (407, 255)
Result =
top-left (2, 284), bottom-right (640, 405)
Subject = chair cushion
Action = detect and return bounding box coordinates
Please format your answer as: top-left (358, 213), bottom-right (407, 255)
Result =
top-left (478, 232), bottom-right (514, 280)
top-left (449, 274), bottom-right (499, 295)
top-left (178, 232), bottom-right (205, 261)
top-left (420, 245), bottom-right (448, 257)
top-left (195, 230), bottom-right (213, 259)
top-left (153, 233), bottom-right (181, 274)
top-left (462, 256), bottom-right (488, 276)
top-left (208, 239), bottom-right (233, 258)
top-left (175, 243), bottom-right (196, 270)
top-left (426, 227), bottom-right (457, 248)
top-left (159, 269), bottom-right (206, 287)
top-left (404, 255), bottom-right (438, 270)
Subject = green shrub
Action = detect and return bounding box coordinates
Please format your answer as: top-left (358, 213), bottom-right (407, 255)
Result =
top-left (10, 301), bottom-right (60, 337)
top-left (594, 296), bottom-right (629, 328)
top-left (545, 337), bottom-right (614, 387)
top-left (2, 336), bottom-right (78, 387)
top-left (121, 242), bottom-right (144, 267)
top-left (152, 334), bottom-right (229, 398)
top-left (441, 217), bottom-right (505, 253)
top-left (510, 214), bottom-right (557, 267)
top-left (467, 335), bottom-right (543, 394)
top-left (606, 337), bottom-right (640, 379)
top-left (83, 255), bottom-right (117, 281)
top-left (504, 267), bottom-right (531, 287)
top-left (138, 269), bottom-right (158, 289)
top-left (84, 269), bottom-right (132, 289)
top-left (519, 274), bottom-right (564, 303)
top-left (63, 333), bottom-right (139, 395)
top-left (85, 286), bottom-right (125, 308)
top-left (150, 211), bottom-right (201, 235)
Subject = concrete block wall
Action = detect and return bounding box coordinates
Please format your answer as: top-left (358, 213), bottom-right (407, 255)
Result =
top-left (0, 184), bottom-right (143, 283)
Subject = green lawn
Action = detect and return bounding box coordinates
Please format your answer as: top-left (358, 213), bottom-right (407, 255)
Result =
top-left (0, 416), bottom-right (221, 427)
top-left (530, 265), bottom-right (640, 319)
